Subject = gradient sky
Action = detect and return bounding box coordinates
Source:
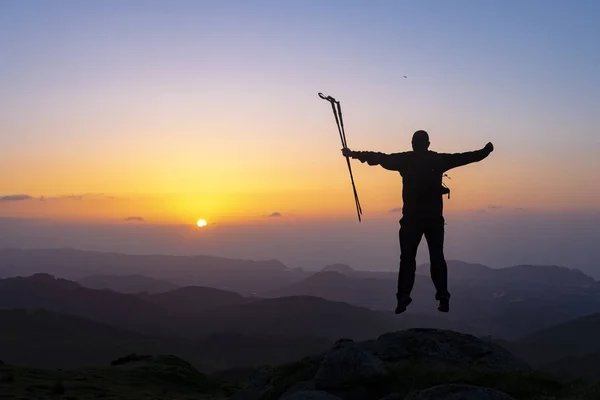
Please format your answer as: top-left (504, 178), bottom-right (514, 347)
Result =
top-left (1, 1), bottom-right (599, 270)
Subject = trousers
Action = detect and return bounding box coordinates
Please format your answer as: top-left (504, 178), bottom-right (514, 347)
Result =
top-left (397, 216), bottom-right (450, 300)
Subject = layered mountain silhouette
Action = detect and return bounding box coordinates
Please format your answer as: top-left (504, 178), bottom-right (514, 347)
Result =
top-left (419, 260), bottom-right (597, 287)
top-left (140, 286), bottom-right (254, 315)
top-left (541, 351), bottom-right (600, 380)
top-left (0, 274), bottom-right (467, 341)
top-left (3, 248), bottom-right (600, 380)
top-left (505, 313), bottom-right (600, 366)
top-left (0, 308), bottom-right (334, 371)
top-left (0, 308), bottom-right (170, 368)
top-left (1, 271), bottom-right (600, 388)
top-left (0, 274), bottom-right (174, 335)
top-left (0, 248), bottom-right (304, 294)
top-left (265, 271), bottom-right (398, 310)
top-left (78, 274), bottom-right (179, 294)
top-left (267, 262), bottom-right (600, 339)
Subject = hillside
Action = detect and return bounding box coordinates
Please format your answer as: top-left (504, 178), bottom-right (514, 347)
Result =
top-left (0, 274), bottom-right (174, 335)
top-left (190, 295), bottom-right (480, 340)
top-left (0, 248), bottom-right (306, 294)
top-left (78, 274), bottom-right (179, 294)
top-left (508, 313), bottom-right (600, 366)
top-left (265, 271), bottom-right (398, 310)
top-left (268, 265), bottom-right (600, 340)
top-left (419, 260), bottom-right (596, 287)
top-left (0, 274), bottom-right (472, 342)
top-left (0, 309), bottom-right (334, 372)
top-left (191, 295), bottom-right (404, 340)
top-left (0, 309), bottom-right (174, 369)
top-left (140, 286), bottom-right (254, 314)
top-left (541, 352), bottom-right (600, 380)
top-left (0, 355), bottom-right (233, 399)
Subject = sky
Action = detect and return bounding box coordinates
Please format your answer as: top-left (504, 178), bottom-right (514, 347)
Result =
top-left (1, 1), bottom-right (599, 272)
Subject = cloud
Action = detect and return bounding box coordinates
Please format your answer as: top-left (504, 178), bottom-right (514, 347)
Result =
top-left (268, 212), bottom-right (282, 217)
top-left (389, 207), bottom-right (402, 213)
top-left (1, 194), bottom-right (33, 202)
top-left (41, 193), bottom-right (115, 201)
top-left (124, 217), bottom-right (145, 222)
top-left (488, 205), bottom-right (503, 210)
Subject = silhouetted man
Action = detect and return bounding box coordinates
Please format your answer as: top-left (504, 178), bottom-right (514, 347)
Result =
top-left (342, 130), bottom-right (494, 313)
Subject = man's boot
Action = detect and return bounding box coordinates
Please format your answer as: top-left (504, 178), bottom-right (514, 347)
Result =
top-left (395, 294), bottom-right (412, 314)
top-left (436, 292), bottom-right (450, 313)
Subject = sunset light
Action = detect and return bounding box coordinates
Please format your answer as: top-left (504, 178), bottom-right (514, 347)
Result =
top-left (1, 3), bottom-right (600, 395)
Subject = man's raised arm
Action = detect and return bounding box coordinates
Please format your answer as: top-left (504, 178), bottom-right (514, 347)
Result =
top-left (342, 148), bottom-right (406, 171)
top-left (441, 142), bottom-right (494, 171)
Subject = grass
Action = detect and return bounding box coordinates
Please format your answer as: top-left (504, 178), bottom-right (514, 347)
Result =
top-left (3, 353), bottom-right (600, 400)
top-left (0, 355), bottom-right (236, 400)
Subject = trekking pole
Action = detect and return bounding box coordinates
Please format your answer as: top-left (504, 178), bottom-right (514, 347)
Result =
top-left (318, 92), bottom-right (363, 222)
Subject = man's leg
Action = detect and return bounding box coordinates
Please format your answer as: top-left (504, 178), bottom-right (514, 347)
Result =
top-left (396, 217), bottom-right (423, 313)
top-left (424, 217), bottom-right (450, 312)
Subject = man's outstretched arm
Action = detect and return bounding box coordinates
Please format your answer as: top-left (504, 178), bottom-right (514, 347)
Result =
top-left (342, 148), bottom-right (406, 171)
top-left (441, 142), bottom-right (494, 171)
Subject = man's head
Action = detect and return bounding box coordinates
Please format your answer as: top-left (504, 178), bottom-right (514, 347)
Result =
top-left (412, 130), bottom-right (430, 152)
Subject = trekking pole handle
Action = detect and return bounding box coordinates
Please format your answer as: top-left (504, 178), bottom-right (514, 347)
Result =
top-left (318, 92), bottom-right (337, 103)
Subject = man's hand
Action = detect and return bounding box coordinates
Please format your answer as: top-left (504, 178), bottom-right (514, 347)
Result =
top-left (342, 147), bottom-right (353, 157)
top-left (484, 142), bottom-right (494, 153)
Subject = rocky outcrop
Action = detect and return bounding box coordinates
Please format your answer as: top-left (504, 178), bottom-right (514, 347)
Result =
top-left (283, 391), bottom-right (342, 400)
top-left (403, 384), bottom-right (517, 400)
top-left (314, 339), bottom-right (389, 390)
top-left (232, 329), bottom-right (530, 400)
top-left (231, 367), bottom-right (277, 400)
top-left (283, 381), bottom-right (316, 397)
top-left (359, 329), bottom-right (530, 371)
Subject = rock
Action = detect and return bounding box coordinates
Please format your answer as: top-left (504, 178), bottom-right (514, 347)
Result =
top-left (314, 339), bottom-right (389, 391)
top-left (231, 367), bottom-right (277, 400)
top-left (378, 394), bottom-right (404, 400)
top-left (283, 381), bottom-right (316, 397)
top-left (282, 391), bottom-right (342, 400)
top-left (404, 384), bottom-right (517, 400)
top-left (360, 329), bottom-right (530, 371)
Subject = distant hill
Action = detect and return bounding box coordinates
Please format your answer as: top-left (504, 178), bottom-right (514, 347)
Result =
top-left (189, 295), bottom-right (403, 340)
top-left (78, 274), bottom-right (179, 294)
top-left (140, 286), bottom-right (253, 314)
top-left (188, 295), bottom-right (477, 340)
top-left (507, 313), bottom-right (600, 366)
top-left (419, 260), bottom-right (596, 287)
top-left (264, 271), bottom-right (399, 311)
top-left (495, 264), bottom-right (597, 286)
top-left (418, 260), bottom-right (492, 281)
top-left (0, 273), bottom-right (469, 345)
top-left (192, 333), bottom-right (333, 372)
top-left (0, 309), bottom-right (333, 372)
top-left (540, 351), bottom-right (600, 380)
top-left (0, 309), bottom-right (171, 369)
top-left (0, 248), bottom-right (306, 294)
top-left (0, 274), bottom-right (174, 335)
top-left (322, 263), bottom-right (356, 274)
top-left (266, 267), bottom-right (600, 340)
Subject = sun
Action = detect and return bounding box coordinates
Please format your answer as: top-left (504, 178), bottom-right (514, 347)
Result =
top-left (196, 219), bottom-right (207, 227)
